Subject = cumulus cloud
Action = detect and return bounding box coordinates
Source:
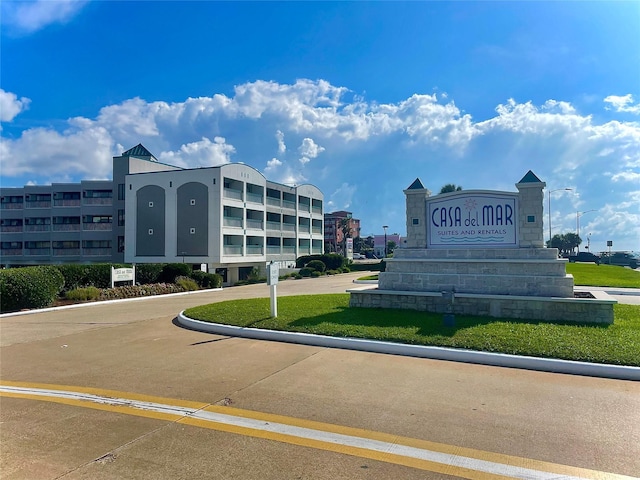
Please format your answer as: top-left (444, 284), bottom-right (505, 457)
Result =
top-left (327, 182), bottom-right (356, 211)
top-left (265, 157), bottom-right (282, 174)
top-left (298, 137), bottom-right (325, 165)
top-left (1, 0), bottom-right (88, 35)
top-left (0, 89), bottom-right (31, 122)
top-left (157, 137), bottom-right (235, 168)
top-left (604, 94), bottom-right (640, 115)
top-left (276, 130), bottom-right (286, 154)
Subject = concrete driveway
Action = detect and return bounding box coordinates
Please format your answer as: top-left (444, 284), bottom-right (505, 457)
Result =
top-left (1, 273), bottom-right (639, 479)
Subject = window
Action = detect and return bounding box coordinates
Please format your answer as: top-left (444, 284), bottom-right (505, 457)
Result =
top-left (1, 241), bottom-right (22, 249)
top-left (53, 216), bottom-right (80, 224)
top-left (1, 219), bottom-right (23, 226)
top-left (25, 217), bottom-right (50, 225)
top-left (53, 241), bottom-right (80, 249)
top-left (1, 195), bottom-right (24, 204)
top-left (118, 236), bottom-right (125, 253)
top-left (54, 192), bottom-right (80, 200)
top-left (413, 218), bottom-right (419, 225)
top-left (118, 184), bottom-right (125, 200)
top-left (118, 209), bottom-right (125, 226)
top-left (25, 241), bottom-right (50, 249)
top-left (527, 215), bottom-right (535, 223)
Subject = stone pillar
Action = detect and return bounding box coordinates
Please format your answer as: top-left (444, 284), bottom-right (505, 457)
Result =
top-left (516, 171), bottom-right (546, 248)
top-left (404, 178), bottom-right (430, 248)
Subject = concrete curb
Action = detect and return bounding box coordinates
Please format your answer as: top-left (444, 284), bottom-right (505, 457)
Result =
top-left (177, 312), bottom-right (640, 381)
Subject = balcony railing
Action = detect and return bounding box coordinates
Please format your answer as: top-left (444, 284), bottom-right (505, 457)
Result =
top-left (24, 248), bottom-right (49, 256)
top-left (282, 246), bottom-right (296, 254)
top-left (1, 203), bottom-right (23, 210)
top-left (0, 249), bottom-right (22, 256)
top-left (266, 246), bottom-right (280, 255)
top-left (53, 224), bottom-right (81, 232)
top-left (298, 224), bottom-right (311, 233)
top-left (26, 201), bottom-right (52, 208)
top-left (83, 223), bottom-right (112, 231)
top-left (282, 223), bottom-right (296, 232)
top-left (53, 249), bottom-right (81, 256)
top-left (223, 217), bottom-right (243, 228)
top-left (266, 221), bottom-right (280, 231)
top-left (53, 199), bottom-right (81, 207)
top-left (266, 197), bottom-right (280, 207)
top-left (312, 206), bottom-right (322, 215)
top-left (223, 245), bottom-right (243, 255)
top-left (298, 203), bottom-right (311, 213)
top-left (0, 226), bottom-right (23, 233)
top-left (246, 193), bottom-right (264, 204)
top-left (246, 245), bottom-right (264, 255)
top-left (223, 188), bottom-right (243, 201)
top-left (83, 198), bottom-right (112, 206)
top-left (83, 248), bottom-right (112, 256)
top-left (282, 200), bottom-right (296, 210)
top-left (246, 219), bottom-right (263, 230)
top-left (24, 225), bottom-right (50, 232)
top-left (312, 227), bottom-right (322, 235)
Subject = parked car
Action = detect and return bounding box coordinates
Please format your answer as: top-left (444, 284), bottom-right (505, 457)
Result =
top-left (567, 252), bottom-right (601, 264)
top-left (352, 253), bottom-right (366, 260)
top-left (602, 252), bottom-right (639, 269)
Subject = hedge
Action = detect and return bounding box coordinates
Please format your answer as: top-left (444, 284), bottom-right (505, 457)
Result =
top-left (1, 266), bottom-right (65, 313)
top-left (296, 254), bottom-right (345, 271)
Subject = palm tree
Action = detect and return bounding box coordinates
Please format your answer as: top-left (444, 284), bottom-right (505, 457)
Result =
top-left (439, 184), bottom-right (462, 194)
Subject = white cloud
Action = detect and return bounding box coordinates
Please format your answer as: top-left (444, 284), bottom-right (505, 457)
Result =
top-left (276, 130), bottom-right (286, 154)
top-left (0, 89), bottom-right (31, 122)
top-left (604, 94), bottom-right (640, 115)
top-left (298, 137), bottom-right (325, 159)
top-left (265, 157), bottom-right (282, 174)
top-left (157, 137), bottom-right (234, 168)
top-left (611, 171), bottom-right (640, 183)
top-left (328, 183), bottom-right (356, 211)
top-left (1, 0), bottom-right (88, 35)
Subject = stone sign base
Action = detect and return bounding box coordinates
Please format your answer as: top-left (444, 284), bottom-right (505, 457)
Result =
top-left (380, 248), bottom-right (574, 297)
top-left (348, 286), bottom-right (616, 324)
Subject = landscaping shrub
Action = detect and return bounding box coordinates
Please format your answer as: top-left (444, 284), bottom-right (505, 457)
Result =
top-left (189, 270), bottom-right (222, 289)
top-left (176, 275), bottom-right (199, 291)
top-left (136, 263), bottom-right (164, 285)
top-left (306, 260), bottom-right (326, 272)
top-left (98, 283), bottom-right (184, 300)
top-left (54, 263), bottom-right (114, 290)
top-left (311, 270), bottom-right (322, 277)
top-left (65, 286), bottom-right (101, 301)
top-left (299, 267), bottom-right (314, 277)
top-left (0, 266), bottom-right (65, 312)
top-left (159, 263), bottom-right (192, 283)
top-left (296, 254), bottom-right (344, 271)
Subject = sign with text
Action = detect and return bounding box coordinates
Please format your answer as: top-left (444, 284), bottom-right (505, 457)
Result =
top-left (111, 267), bottom-right (135, 288)
top-left (427, 192), bottom-right (518, 248)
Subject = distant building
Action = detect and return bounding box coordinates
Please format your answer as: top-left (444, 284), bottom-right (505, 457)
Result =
top-left (1, 144), bottom-right (324, 285)
top-left (324, 210), bottom-right (360, 254)
top-left (374, 233), bottom-right (402, 258)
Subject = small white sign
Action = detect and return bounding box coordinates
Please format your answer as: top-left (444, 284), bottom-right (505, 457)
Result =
top-left (111, 266), bottom-right (135, 288)
top-left (267, 263), bottom-right (279, 286)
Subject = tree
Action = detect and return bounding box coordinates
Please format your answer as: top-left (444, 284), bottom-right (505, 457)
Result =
top-left (387, 240), bottom-right (397, 254)
top-left (546, 233), bottom-right (582, 255)
top-left (339, 218), bottom-right (352, 255)
top-left (439, 184), bottom-right (462, 194)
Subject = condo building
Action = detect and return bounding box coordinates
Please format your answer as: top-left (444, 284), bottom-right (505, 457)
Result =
top-left (1, 145), bottom-right (324, 285)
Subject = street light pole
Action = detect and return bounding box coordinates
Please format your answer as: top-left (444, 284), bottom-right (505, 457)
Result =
top-left (383, 225), bottom-right (388, 258)
top-left (548, 188), bottom-right (572, 245)
top-left (576, 210), bottom-right (596, 252)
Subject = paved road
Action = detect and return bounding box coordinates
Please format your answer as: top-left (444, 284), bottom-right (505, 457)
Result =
top-left (1, 273), bottom-right (639, 479)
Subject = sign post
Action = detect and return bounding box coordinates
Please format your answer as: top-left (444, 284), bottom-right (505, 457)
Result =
top-left (267, 262), bottom-right (279, 317)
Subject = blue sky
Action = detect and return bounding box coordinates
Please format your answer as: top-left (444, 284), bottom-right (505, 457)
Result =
top-left (1, 1), bottom-right (639, 252)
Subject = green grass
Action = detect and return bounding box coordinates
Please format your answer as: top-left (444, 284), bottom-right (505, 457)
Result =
top-left (358, 263), bottom-right (639, 288)
top-left (184, 294), bottom-right (640, 366)
top-left (566, 263), bottom-right (640, 288)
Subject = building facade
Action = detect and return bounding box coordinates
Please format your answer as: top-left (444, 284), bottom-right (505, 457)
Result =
top-left (323, 210), bottom-right (360, 254)
top-left (1, 145), bottom-right (324, 285)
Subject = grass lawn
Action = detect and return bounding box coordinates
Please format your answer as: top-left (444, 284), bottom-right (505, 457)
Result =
top-left (184, 294), bottom-right (640, 366)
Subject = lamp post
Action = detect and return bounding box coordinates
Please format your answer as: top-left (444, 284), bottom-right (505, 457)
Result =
top-left (383, 225), bottom-right (388, 258)
top-left (576, 210), bottom-right (596, 252)
top-left (548, 188), bottom-right (572, 245)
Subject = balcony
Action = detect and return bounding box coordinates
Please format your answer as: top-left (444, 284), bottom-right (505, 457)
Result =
top-left (282, 223), bottom-right (296, 232)
top-left (25, 201), bottom-right (52, 208)
top-left (223, 217), bottom-right (243, 228)
top-left (223, 188), bottom-right (243, 201)
top-left (282, 200), bottom-right (296, 210)
top-left (83, 223), bottom-right (112, 231)
top-left (1, 203), bottom-right (23, 210)
top-left (24, 248), bottom-right (49, 256)
top-left (53, 199), bottom-right (81, 207)
top-left (53, 224), bottom-right (81, 232)
top-left (83, 248), bottom-right (112, 256)
top-left (266, 246), bottom-right (280, 255)
top-left (0, 226), bottom-right (23, 233)
top-left (53, 249), bottom-right (81, 256)
top-left (24, 225), bottom-right (50, 232)
top-left (246, 245), bottom-right (264, 255)
top-left (223, 245), bottom-right (243, 255)
top-left (246, 219), bottom-right (263, 230)
top-left (246, 192), bottom-right (264, 204)
top-left (83, 198), bottom-right (112, 206)
top-left (266, 197), bottom-right (280, 207)
top-left (1, 249), bottom-right (22, 256)
top-left (266, 221), bottom-right (280, 231)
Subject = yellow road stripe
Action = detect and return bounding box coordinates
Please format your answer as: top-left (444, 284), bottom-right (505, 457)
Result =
top-left (1, 381), bottom-right (634, 480)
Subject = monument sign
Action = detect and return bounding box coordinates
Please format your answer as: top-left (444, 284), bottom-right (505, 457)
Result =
top-left (427, 192), bottom-right (518, 248)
